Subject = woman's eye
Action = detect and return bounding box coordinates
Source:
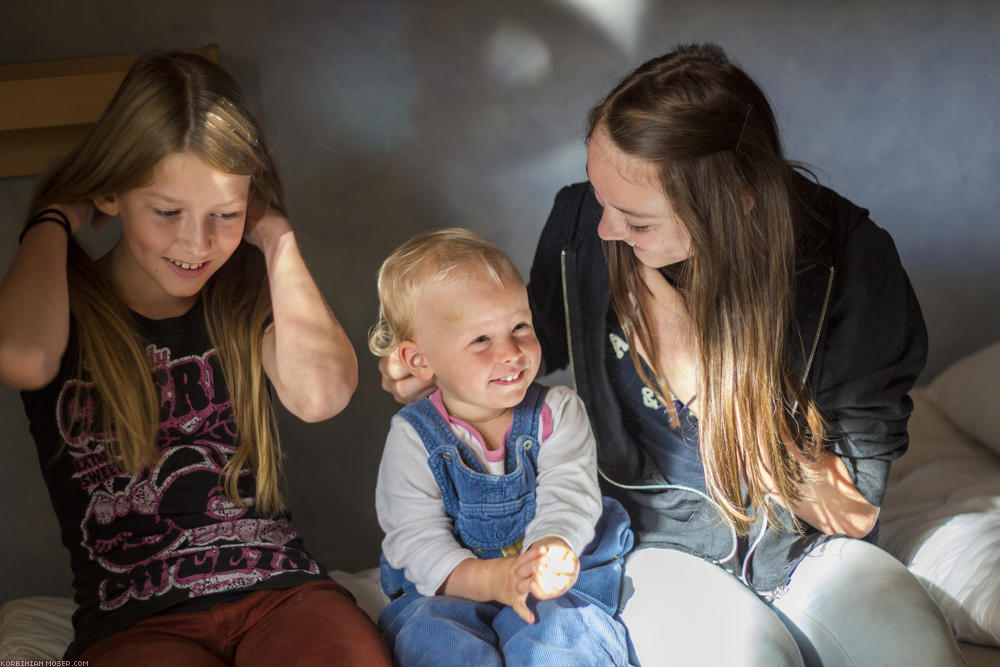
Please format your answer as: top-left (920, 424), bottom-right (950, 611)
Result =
top-left (155, 209), bottom-right (180, 217)
top-left (626, 222), bottom-right (650, 233)
top-left (215, 211), bottom-right (240, 220)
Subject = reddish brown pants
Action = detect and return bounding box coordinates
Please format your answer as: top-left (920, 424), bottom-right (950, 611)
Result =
top-left (82, 580), bottom-right (391, 666)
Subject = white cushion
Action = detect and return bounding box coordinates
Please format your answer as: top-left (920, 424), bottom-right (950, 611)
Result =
top-left (329, 567), bottom-right (388, 622)
top-left (925, 340), bottom-right (1000, 455)
top-left (881, 388), bottom-right (1000, 646)
top-left (0, 596), bottom-right (74, 660)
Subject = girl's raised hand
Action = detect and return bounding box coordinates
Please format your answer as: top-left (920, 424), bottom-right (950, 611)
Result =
top-left (243, 191), bottom-right (292, 252)
top-left (42, 201), bottom-right (108, 234)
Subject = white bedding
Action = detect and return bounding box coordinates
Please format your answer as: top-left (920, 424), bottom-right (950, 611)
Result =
top-left (880, 387), bottom-right (1000, 652)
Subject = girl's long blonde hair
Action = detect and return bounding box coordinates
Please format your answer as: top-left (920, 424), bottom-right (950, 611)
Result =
top-left (589, 43), bottom-right (827, 534)
top-left (32, 52), bottom-right (286, 515)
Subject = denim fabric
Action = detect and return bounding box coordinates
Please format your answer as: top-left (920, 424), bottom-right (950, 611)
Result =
top-left (385, 593), bottom-right (629, 667)
top-left (379, 382), bottom-right (633, 665)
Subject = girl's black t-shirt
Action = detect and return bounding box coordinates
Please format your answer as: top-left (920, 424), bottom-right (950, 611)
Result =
top-left (21, 302), bottom-right (326, 659)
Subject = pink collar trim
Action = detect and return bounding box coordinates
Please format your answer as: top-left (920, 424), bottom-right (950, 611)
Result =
top-left (428, 389), bottom-right (553, 464)
top-left (429, 390), bottom-right (506, 463)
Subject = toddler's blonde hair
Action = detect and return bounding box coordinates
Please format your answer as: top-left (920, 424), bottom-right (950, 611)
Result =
top-left (368, 228), bottom-right (523, 357)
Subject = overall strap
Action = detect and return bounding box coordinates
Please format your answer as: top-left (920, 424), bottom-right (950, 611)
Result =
top-left (398, 396), bottom-right (487, 473)
top-left (503, 382), bottom-right (548, 472)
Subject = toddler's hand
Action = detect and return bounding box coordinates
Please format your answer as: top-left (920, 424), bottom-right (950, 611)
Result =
top-left (489, 545), bottom-right (546, 624)
top-left (530, 537), bottom-right (579, 599)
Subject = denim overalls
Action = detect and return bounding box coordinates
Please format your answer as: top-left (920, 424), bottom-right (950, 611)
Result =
top-left (379, 383), bottom-right (634, 666)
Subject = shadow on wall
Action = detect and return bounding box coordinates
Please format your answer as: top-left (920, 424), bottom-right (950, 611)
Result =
top-left (209, 0), bottom-right (661, 582)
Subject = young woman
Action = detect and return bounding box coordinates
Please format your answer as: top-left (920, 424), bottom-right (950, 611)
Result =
top-left (0, 52), bottom-right (390, 665)
top-left (382, 44), bottom-right (963, 666)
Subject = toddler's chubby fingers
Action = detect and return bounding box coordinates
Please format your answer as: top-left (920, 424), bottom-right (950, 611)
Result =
top-left (542, 545), bottom-right (579, 574)
top-left (511, 593), bottom-right (536, 624)
top-left (531, 565), bottom-right (576, 598)
top-left (530, 544), bottom-right (581, 598)
top-left (511, 548), bottom-right (544, 586)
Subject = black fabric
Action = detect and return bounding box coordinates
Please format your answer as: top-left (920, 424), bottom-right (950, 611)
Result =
top-left (21, 302), bottom-right (327, 659)
top-left (527, 172), bottom-right (928, 592)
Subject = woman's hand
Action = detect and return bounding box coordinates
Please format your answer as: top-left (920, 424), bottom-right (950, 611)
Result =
top-left (759, 446), bottom-right (880, 539)
top-left (528, 537), bottom-right (579, 600)
top-left (378, 350), bottom-right (437, 405)
top-left (635, 263), bottom-right (699, 411)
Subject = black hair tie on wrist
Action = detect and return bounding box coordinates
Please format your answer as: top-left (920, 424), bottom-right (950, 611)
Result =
top-left (19, 208), bottom-right (72, 244)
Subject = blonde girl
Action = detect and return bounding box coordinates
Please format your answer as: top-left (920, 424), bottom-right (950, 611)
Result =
top-left (0, 52), bottom-right (389, 666)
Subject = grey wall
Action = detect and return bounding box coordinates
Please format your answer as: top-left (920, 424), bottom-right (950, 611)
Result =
top-left (1, 0), bottom-right (997, 600)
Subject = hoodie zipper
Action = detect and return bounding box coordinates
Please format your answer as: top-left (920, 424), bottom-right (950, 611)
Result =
top-left (560, 249), bottom-right (578, 393)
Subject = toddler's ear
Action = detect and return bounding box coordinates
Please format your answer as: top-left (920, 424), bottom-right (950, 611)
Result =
top-left (398, 341), bottom-right (434, 381)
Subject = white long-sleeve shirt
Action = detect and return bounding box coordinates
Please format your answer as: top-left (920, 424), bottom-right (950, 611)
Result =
top-left (375, 385), bottom-right (602, 596)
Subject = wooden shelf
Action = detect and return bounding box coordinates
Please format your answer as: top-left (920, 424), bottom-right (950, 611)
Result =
top-left (0, 44), bottom-right (219, 179)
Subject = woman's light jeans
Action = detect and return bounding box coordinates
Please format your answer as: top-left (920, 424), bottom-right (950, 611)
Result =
top-left (621, 538), bottom-right (963, 666)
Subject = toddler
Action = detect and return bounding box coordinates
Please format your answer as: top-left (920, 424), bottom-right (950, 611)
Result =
top-left (369, 228), bottom-right (633, 666)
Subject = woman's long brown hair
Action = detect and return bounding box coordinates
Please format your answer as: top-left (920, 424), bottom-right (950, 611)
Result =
top-left (32, 52), bottom-right (287, 515)
top-left (589, 43), bottom-right (826, 534)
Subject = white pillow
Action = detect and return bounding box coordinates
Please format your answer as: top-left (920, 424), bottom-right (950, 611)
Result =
top-left (881, 388), bottom-right (1000, 646)
top-left (329, 567), bottom-right (388, 622)
top-left (884, 494), bottom-right (1000, 646)
top-left (926, 340), bottom-right (1000, 454)
top-left (0, 596), bottom-right (74, 660)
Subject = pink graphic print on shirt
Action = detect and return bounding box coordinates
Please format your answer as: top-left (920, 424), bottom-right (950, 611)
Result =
top-left (56, 344), bottom-right (318, 611)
